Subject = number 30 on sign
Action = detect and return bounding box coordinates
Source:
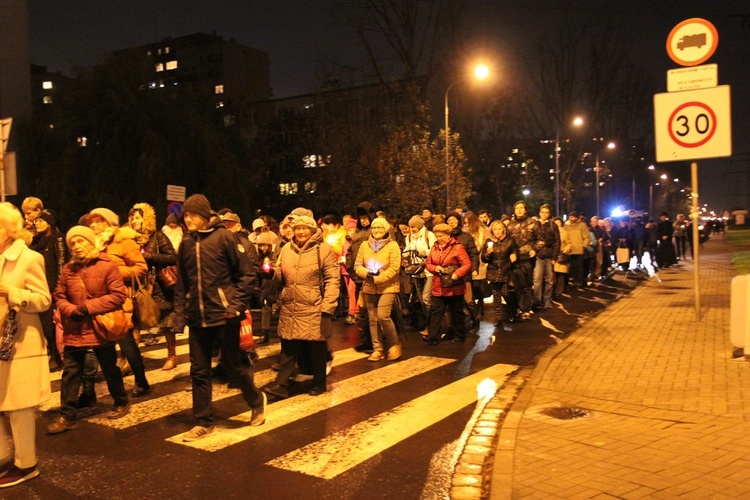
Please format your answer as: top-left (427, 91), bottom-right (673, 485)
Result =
top-left (654, 85), bottom-right (731, 162)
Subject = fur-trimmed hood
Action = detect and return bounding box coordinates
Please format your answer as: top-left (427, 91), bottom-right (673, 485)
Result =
top-left (130, 202), bottom-right (157, 235)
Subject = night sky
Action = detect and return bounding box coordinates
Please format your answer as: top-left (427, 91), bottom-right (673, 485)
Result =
top-left (27, 0), bottom-right (750, 214)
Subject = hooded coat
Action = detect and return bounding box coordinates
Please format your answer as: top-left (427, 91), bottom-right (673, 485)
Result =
top-left (0, 239), bottom-right (52, 411)
top-left (97, 226), bottom-right (148, 286)
top-left (274, 229), bottom-right (340, 341)
top-left (425, 238), bottom-right (472, 297)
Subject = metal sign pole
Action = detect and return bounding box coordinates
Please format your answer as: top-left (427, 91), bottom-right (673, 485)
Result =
top-left (0, 118), bottom-right (12, 204)
top-left (691, 161), bottom-right (700, 321)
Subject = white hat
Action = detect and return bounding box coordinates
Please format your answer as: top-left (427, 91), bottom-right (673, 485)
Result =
top-left (252, 218), bottom-right (265, 231)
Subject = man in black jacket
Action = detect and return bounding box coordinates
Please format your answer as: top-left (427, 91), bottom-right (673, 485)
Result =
top-left (532, 204), bottom-right (560, 309)
top-left (173, 194), bottom-right (266, 442)
top-left (507, 201), bottom-right (543, 320)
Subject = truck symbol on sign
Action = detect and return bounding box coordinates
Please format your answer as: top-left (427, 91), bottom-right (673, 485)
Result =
top-left (677, 33), bottom-right (706, 50)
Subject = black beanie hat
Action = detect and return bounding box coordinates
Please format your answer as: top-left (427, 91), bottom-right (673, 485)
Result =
top-left (38, 209), bottom-right (57, 227)
top-left (182, 194), bottom-right (212, 220)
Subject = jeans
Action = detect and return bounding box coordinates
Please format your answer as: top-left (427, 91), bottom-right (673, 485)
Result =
top-left (364, 293), bottom-right (400, 353)
top-left (533, 258), bottom-right (554, 307)
top-left (60, 344), bottom-right (127, 421)
top-left (189, 318), bottom-right (263, 428)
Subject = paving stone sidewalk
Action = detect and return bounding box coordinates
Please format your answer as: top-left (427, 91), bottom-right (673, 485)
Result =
top-left (490, 235), bottom-right (750, 499)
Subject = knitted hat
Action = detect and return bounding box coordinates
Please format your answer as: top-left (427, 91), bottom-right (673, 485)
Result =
top-left (292, 215), bottom-right (317, 230)
top-left (182, 194), bottom-right (212, 220)
top-left (66, 225), bottom-right (97, 248)
top-left (344, 218), bottom-right (357, 231)
top-left (89, 207), bottom-right (119, 226)
top-left (290, 207), bottom-right (314, 218)
top-left (256, 230), bottom-right (276, 246)
top-left (433, 223), bottom-right (451, 234)
top-left (569, 211), bottom-right (579, 219)
top-left (370, 217), bottom-right (390, 230)
top-left (251, 218), bottom-right (265, 231)
top-left (165, 213), bottom-right (180, 226)
top-left (38, 209), bottom-right (57, 227)
top-left (408, 215), bottom-right (425, 229)
top-left (221, 212), bottom-right (241, 225)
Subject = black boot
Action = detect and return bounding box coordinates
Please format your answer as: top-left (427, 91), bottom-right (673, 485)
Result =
top-left (257, 329), bottom-right (269, 345)
top-left (76, 376), bottom-right (97, 409)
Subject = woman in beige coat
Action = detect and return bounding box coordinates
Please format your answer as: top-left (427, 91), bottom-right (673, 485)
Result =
top-left (0, 203), bottom-right (52, 488)
top-left (354, 217), bottom-right (402, 362)
top-left (265, 216), bottom-right (339, 398)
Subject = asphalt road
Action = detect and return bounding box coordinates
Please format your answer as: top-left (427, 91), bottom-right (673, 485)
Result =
top-left (6, 270), bottom-right (641, 499)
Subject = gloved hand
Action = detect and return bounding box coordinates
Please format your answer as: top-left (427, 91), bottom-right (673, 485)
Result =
top-left (70, 304), bottom-right (88, 320)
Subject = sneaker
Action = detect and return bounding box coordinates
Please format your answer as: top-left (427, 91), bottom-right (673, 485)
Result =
top-left (386, 344), bottom-right (402, 361)
top-left (344, 315), bottom-right (356, 325)
top-left (46, 416), bottom-right (77, 435)
top-left (264, 384), bottom-right (289, 399)
top-left (250, 392), bottom-right (267, 426)
top-left (182, 425), bottom-right (215, 442)
top-left (0, 465), bottom-right (39, 488)
top-left (368, 351), bottom-right (384, 361)
top-left (354, 343), bottom-right (374, 353)
top-left (521, 312), bottom-right (531, 321)
top-left (142, 334), bottom-right (158, 346)
top-left (293, 373), bottom-right (314, 383)
top-left (107, 404), bottom-right (131, 420)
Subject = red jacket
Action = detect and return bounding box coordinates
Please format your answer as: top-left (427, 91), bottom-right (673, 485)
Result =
top-left (54, 253), bottom-right (128, 347)
top-left (425, 238), bottom-right (472, 297)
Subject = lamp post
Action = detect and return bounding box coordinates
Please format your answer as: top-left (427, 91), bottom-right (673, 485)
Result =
top-left (594, 141), bottom-right (616, 217)
top-left (445, 65), bottom-right (489, 213)
top-left (554, 116), bottom-right (583, 216)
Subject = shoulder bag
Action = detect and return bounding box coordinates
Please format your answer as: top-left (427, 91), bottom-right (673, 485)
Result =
top-left (133, 272), bottom-right (161, 330)
top-left (0, 309), bottom-right (19, 361)
top-left (79, 276), bottom-right (132, 342)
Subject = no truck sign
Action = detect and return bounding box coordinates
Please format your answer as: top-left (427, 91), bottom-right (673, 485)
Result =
top-left (666, 18), bottom-right (718, 67)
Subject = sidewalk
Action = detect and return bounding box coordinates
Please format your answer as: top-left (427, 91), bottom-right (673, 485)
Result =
top-left (490, 235), bottom-right (750, 499)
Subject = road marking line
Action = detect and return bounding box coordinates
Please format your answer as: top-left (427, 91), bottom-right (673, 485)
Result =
top-left (94, 347), bottom-right (367, 429)
top-left (169, 356), bottom-right (456, 451)
top-left (266, 363), bottom-right (517, 479)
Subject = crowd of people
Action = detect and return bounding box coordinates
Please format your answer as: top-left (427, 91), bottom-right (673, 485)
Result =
top-left (0, 193), bottom-right (697, 487)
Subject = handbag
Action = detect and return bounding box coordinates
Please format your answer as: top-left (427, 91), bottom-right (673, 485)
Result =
top-left (157, 265), bottom-right (178, 290)
top-left (0, 309), bottom-right (19, 361)
top-left (439, 265), bottom-right (460, 288)
top-left (239, 310), bottom-right (255, 351)
top-left (616, 245), bottom-right (630, 265)
top-left (553, 261), bottom-right (568, 273)
top-left (79, 276), bottom-right (132, 342)
top-left (133, 274), bottom-right (161, 330)
top-left (403, 262), bottom-right (425, 276)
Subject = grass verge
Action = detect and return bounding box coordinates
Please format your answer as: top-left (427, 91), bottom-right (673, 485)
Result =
top-left (727, 229), bottom-right (750, 275)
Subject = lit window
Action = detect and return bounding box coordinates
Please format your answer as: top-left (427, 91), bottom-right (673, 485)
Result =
top-left (304, 182), bottom-right (317, 193)
top-left (77, 137), bottom-right (88, 147)
top-left (49, 124), bottom-right (54, 130)
top-left (166, 60), bottom-right (178, 70)
top-left (147, 50), bottom-right (152, 56)
top-left (157, 48), bottom-right (162, 55)
top-left (279, 183), bottom-right (298, 196)
top-left (215, 85), bottom-right (224, 94)
top-left (303, 155), bottom-right (329, 168)
top-left (42, 81), bottom-right (53, 90)
top-left (216, 101), bottom-right (224, 108)
top-left (395, 174), bottom-right (405, 184)
top-left (155, 63), bottom-right (164, 72)
top-left (165, 46), bottom-right (170, 54)
top-left (43, 96), bottom-right (53, 104)
top-left (148, 82), bottom-right (156, 89)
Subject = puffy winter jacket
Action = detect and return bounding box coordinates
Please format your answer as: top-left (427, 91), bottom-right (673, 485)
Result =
top-left (274, 230), bottom-right (340, 341)
top-left (354, 234), bottom-right (401, 295)
top-left (537, 220), bottom-right (561, 260)
top-left (481, 235), bottom-right (519, 283)
top-left (425, 238), bottom-right (472, 297)
top-left (173, 216), bottom-right (255, 331)
top-left (54, 253), bottom-right (128, 347)
top-left (507, 215), bottom-right (543, 259)
top-left (100, 226), bottom-right (148, 286)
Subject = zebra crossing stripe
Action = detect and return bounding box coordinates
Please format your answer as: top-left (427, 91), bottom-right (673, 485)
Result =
top-left (266, 363), bottom-right (517, 479)
top-left (169, 355), bottom-right (456, 451)
top-left (89, 347), bottom-right (368, 429)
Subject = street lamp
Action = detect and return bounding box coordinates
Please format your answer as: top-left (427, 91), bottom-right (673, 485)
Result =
top-left (445, 64), bottom-right (489, 213)
top-left (595, 141), bottom-right (616, 217)
top-left (555, 116), bottom-right (584, 216)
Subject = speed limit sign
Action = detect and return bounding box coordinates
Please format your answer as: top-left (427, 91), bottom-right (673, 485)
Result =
top-left (654, 85), bottom-right (731, 162)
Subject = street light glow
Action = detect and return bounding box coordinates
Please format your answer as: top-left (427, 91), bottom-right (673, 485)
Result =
top-left (661, 174), bottom-right (668, 179)
top-left (607, 141), bottom-right (616, 149)
top-left (474, 65), bottom-right (489, 79)
top-left (522, 189), bottom-right (531, 196)
top-left (648, 165), bottom-right (655, 170)
top-left (573, 116), bottom-right (584, 127)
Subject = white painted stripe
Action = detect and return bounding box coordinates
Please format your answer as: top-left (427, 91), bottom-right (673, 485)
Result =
top-left (168, 355), bottom-right (456, 451)
top-left (267, 363), bottom-right (518, 479)
top-left (91, 348), bottom-right (368, 429)
top-left (44, 342), bottom-right (282, 404)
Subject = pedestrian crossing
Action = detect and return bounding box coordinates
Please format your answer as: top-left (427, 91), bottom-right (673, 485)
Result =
top-left (45, 337), bottom-right (518, 480)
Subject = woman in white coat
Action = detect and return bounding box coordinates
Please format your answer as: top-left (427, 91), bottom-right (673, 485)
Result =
top-left (0, 203), bottom-right (52, 488)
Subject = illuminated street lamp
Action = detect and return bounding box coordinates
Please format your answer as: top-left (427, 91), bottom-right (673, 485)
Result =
top-left (595, 141), bottom-right (616, 217)
top-left (555, 116), bottom-right (584, 216)
top-left (522, 188), bottom-right (531, 202)
top-left (445, 65), bottom-right (489, 213)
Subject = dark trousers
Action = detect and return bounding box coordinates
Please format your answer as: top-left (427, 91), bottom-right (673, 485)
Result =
top-left (568, 254), bottom-right (585, 287)
top-left (189, 318), bottom-right (263, 428)
top-left (427, 295), bottom-right (467, 341)
top-left (39, 308), bottom-right (59, 359)
top-left (514, 259), bottom-right (534, 313)
top-left (60, 344), bottom-right (127, 421)
top-left (490, 282), bottom-right (510, 323)
top-left (277, 339), bottom-right (328, 390)
top-left (118, 330), bottom-right (149, 389)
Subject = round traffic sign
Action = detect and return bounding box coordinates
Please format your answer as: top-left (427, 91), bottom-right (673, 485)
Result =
top-left (167, 201), bottom-right (183, 218)
top-left (666, 18), bottom-right (718, 67)
top-left (667, 101), bottom-right (717, 148)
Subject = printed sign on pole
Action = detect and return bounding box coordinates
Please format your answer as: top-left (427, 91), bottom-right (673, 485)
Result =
top-left (666, 18), bottom-right (718, 67)
top-left (653, 85), bottom-right (731, 162)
